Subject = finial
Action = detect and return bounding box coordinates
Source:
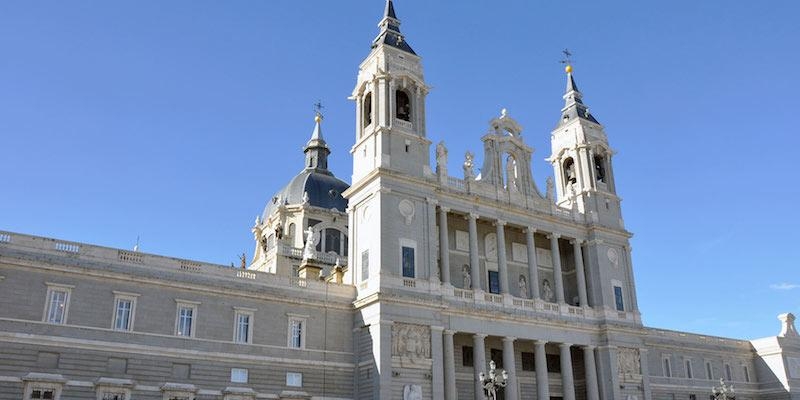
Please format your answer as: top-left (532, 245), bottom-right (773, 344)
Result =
top-left (313, 100), bottom-right (324, 122)
top-left (500, 108), bottom-right (508, 118)
top-left (133, 235), bottom-right (140, 252)
top-left (560, 48), bottom-right (574, 74)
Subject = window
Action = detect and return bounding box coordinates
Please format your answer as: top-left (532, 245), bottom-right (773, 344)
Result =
top-left (286, 372), bottom-right (303, 387)
top-left (361, 250), bottom-right (369, 281)
top-left (490, 349), bottom-right (503, 369)
top-left (743, 365), bottom-right (750, 382)
top-left (725, 363), bottom-right (732, 381)
top-left (462, 346), bottom-right (474, 367)
top-left (23, 376), bottom-right (63, 400)
top-left (231, 368), bottom-right (248, 383)
top-left (594, 154), bottom-right (606, 183)
top-left (288, 315), bottom-right (307, 349)
top-left (324, 228), bottom-right (342, 254)
top-left (174, 300), bottom-right (199, 338)
top-left (112, 291), bottom-right (139, 332)
top-left (521, 352), bottom-right (535, 371)
top-left (233, 308), bottom-right (254, 344)
top-left (402, 246), bottom-right (415, 278)
top-left (613, 285), bottom-right (624, 311)
top-left (706, 361), bottom-right (714, 380)
top-left (396, 90), bottom-right (411, 122)
top-left (685, 359), bottom-right (693, 379)
top-left (488, 271), bottom-right (500, 294)
top-left (363, 93), bottom-right (373, 128)
top-left (43, 283), bottom-right (73, 324)
top-left (546, 354), bottom-right (561, 373)
top-left (663, 357), bottom-right (672, 377)
top-left (30, 388), bottom-right (55, 400)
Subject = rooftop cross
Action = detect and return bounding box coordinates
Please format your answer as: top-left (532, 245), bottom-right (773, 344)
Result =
top-left (560, 48), bottom-right (574, 73)
top-left (313, 100), bottom-right (325, 120)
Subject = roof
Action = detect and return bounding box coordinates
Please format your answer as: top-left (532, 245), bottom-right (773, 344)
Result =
top-left (262, 169), bottom-right (349, 220)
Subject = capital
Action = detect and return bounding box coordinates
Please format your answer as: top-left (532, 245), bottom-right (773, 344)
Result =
top-left (426, 197), bottom-right (439, 205)
top-left (494, 220), bottom-right (507, 227)
top-left (524, 227), bottom-right (537, 234)
top-left (559, 343), bottom-right (573, 349)
top-left (473, 333), bottom-right (488, 340)
top-left (468, 212), bottom-right (479, 220)
top-left (430, 326), bottom-right (445, 332)
top-left (444, 329), bottom-right (456, 336)
top-left (570, 238), bottom-right (585, 246)
top-left (582, 344), bottom-right (596, 351)
top-left (439, 206), bottom-right (451, 213)
top-left (547, 233), bottom-right (561, 240)
top-left (502, 336), bottom-right (517, 343)
top-left (534, 340), bottom-right (548, 346)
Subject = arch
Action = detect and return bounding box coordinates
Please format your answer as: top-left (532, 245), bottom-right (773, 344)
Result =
top-left (563, 157), bottom-right (577, 185)
top-left (593, 154), bottom-right (606, 183)
top-left (363, 93), bottom-right (373, 128)
top-left (396, 90), bottom-right (411, 122)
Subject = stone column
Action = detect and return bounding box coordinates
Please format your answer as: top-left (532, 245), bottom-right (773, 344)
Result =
top-left (549, 234), bottom-right (565, 303)
top-left (439, 207), bottom-right (451, 286)
top-left (495, 220), bottom-right (509, 295)
top-left (525, 227), bottom-right (540, 299)
top-left (534, 340), bottom-right (550, 400)
top-left (431, 327), bottom-right (445, 400)
top-left (502, 337), bottom-right (518, 400)
top-left (473, 334), bottom-right (487, 400)
top-left (572, 239), bottom-right (589, 307)
top-left (560, 343), bottom-right (575, 400)
top-left (468, 213), bottom-right (481, 292)
top-left (583, 345), bottom-right (599, 400)
top-left (443, 330), bottom-right (457, 400)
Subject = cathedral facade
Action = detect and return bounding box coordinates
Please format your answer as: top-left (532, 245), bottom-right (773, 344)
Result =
top-left (0, 2), bottom-right (798, 400)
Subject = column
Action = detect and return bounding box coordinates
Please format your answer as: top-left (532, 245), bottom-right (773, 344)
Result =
top-left (640, 348), bottom-right (653, 400)
top-left (468, 213), bottom-right (481, 292)
top-left (549, 234), bottom-right (565, 303)
top-left (439, 207), bottom-right (451, 286)
top-left (534, 340), bottom-right (550, 400)
top-left (431, 327), bottom-right (445, 400)
top-left (560, 343), bottom-right (576, 400)
top-left (495, 220), bottom-right (509, 295)
top-left (583, 345), bottom-right (599, 400)
top-left (473, 334), bottom-right (487, 400)
top-left (525, 227), bottom-right (540, 299)
top-left (443, 330), bottom-right (457, 400)
top-left (572, 239), bottom-right (588, 307)
top-left (502, 337), bottom-right (518, 400)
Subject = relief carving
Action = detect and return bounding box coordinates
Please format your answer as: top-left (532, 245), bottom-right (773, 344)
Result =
top-left (618, 347), bottom-right (641, 380)
top-left (392, 323), bottom-right (431, 367)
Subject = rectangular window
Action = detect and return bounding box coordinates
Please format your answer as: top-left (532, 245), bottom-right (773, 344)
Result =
top-left (706, 361), bottom-right (714, 380)
top-left (361, 250), bottom-right (369, 281)
top-left (462, 346), bottom-right (474, 367)
top-left (174, 300), bottom-right (199, 338)
top-left (685, 359), bottom-right (693, 379)
top-left (231, 368), bottom-right (248, 383)
top-left (488, 271), bottom-right (500, 294)
top-left (401, 246), bottom-right (415, 278)
top-left (44, 284), bottom-right (72, 324)
top-left (288, 316), bottom-right (307, 349)
top-left (234, 309), bottom-right (254, 344)
top-left (112, 292), bottom-right (138, 332)
top-left (31, 388), bottom-right (55, 400)
top-left (101, 392), bottom-right (126, 400)
top-left (614, 286), bottom-right (624, 311)
top-left (521, 352), bottom-right (535, 371)
top-left (663, 357), bottom-right (672, 377)
top-left (725, 364), bottom-right (732, 381)
top-left (490, 348), bottom-right (503, 369)
top-left (546, 354), bottom-right (561, 373)
top-left (286, 372), bottom-right (302, 387)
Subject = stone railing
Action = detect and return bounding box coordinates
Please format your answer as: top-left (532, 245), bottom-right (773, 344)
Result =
top-left (393, 118), bottom-right (413, 131)
top-left (275, 243), bottom-right (347, 266)
top-left (0, 230), bottom-right (355, 299)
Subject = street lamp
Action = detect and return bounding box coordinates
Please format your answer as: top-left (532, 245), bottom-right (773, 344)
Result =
top-left (478, 360), bottom-right (508, 400)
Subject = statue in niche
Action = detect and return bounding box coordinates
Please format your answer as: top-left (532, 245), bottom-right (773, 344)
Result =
top-left (260, 236), bottom-right (268, 252)
top-left (518, 275), bottom-right (528, 298)
top-left (274, 222), bottom-right (283, 240)
top-left (302, 227), bottom-right (317, 261)
top-left (506, 155), bottom-right (519, 192)
top-left (436, 141), bottom-right (448, 174)
top-left (403, 384), bottom-right (422, 400)
top-left (542, 279), bottom-right (554, 302)
top-left (463, 265), bottom-right (472, 289)
top-left (546, 177), bottom-right (555, 202)
top-left (463, 151), bottom-right (475, 180)
top-left (565, 162), bottom-right (576, 184)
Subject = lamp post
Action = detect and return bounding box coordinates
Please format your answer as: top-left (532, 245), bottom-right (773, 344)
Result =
top-left (712, 378), bottom-right (735, 400)
top-left (478, 360), bottom-right (507, 400)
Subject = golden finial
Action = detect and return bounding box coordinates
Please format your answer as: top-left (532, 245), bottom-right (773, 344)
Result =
top-left (565, 64), bottom-right (573, 74)
top-left (314, 114), bottom-right (322, 123)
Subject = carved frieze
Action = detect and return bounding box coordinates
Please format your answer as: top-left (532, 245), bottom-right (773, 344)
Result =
top-left (618, 347), bottom-right (641, 380)
top-left (392, 323), bottom-right (431, 367)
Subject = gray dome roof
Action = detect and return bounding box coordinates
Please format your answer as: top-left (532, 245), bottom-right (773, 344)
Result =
top-left (262, 169), bottom-right (349, 220)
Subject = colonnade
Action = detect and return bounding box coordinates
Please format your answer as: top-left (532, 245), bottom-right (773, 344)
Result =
top-left (437, 207), bottom-right (589, 306)
top-left (442, 331), bottom-right (600, 400)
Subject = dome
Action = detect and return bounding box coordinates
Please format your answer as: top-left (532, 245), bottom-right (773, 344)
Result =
top-left (262, 169), bottom-right (349, 220)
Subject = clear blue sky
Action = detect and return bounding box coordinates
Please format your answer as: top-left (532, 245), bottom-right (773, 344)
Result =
top-left (1, 1), bottom-right (798, 340)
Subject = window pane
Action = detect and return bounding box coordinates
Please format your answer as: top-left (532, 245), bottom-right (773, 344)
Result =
top-left (115, 299), bottom-right (132, 331)
top-left (48, 290), bottom-right (67, 324)
top-left (488, 271), bottom-right (500, 294)
top-left (325, 229), bottom-right (341, 254)
top-left (291, 320), bottom-right (303, 348)
top-left (614, 286), bottom-right (624, 311)
top-left (236, 314), bottom-right (250, 343)
top-left (231, 368), bottom-right (248, 383)
top-left (462, 346), bottom-right (473, 367)
top-left (178, 307), bottom-right (193, 336)
top-left (402, 246), bottom-right (415, 278)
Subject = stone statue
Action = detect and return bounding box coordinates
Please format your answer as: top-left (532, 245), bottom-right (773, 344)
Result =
top-left (274, 222), bottom-right (283, 240)
top-left (403, 384), bottom-right (422, 400)
top-left (546, 176), bottom-right (555, 202)
top-left (463, 265), bottom-right (472, 289)
top-left (518, 275), bottom-right (528, 298)
top-left (436, 141), bottom-right (448, 175)
top-left (239, 253), bottom-right (246, 269)
top-left (712, 378), bottom-right (735, 400)
top-left (302, 227), bottom-right (317, 261)
top-left (302, 191), bottom-right (310, 205)
top-left (506, 155), bottom-right (519, 192)
top-left (779, 313), bottom-right (799, 337)
top-left (542, 279), bottom-right (554, 302)
top-left (463, 151), bottom-right (475, 180)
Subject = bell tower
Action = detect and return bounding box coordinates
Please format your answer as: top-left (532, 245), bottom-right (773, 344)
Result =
top-left (548, 64), bottom-right (623, 228)
top-left (350, 0), bottom-right (431, 184)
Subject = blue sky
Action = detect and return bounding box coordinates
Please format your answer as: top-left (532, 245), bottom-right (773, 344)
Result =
top-left (1, 1), bottom-right (798, 340)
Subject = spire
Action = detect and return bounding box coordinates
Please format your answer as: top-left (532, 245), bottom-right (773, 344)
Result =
top-left (303, 111), bottom-right (331, 174)
top-left (557, 64), bottom-right (599, 127)
top-left (372, 0), bottom-right (416, 55)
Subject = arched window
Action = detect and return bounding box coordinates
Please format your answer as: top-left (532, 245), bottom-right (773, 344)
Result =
top-left (594, 154), bottom-right (606, 183)
top-left (287, 223), bottom-right (296, 245)
top-left (324, 228), bottom-right (342, 254)
top-left (396, 90), bottom-right (411, 122)
top-left (363, 93), bottom-right (373, 128)
top-left (563, 157), bottom-right (577, 185)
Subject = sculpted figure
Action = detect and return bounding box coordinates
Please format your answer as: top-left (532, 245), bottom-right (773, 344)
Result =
top-left (436, 141), bottom-right (448, 173)
top-left (463, 151), bottom-right (475, 180)
top-left (542, 279), bottom-right (554, 302)
top-left (518, 275), bottom-right (528, 298)
top-left (463, 265), bottom-right (472, 289)
top-left (546, 176), bottom-right (555, 201)
top-left (302, 227), bottom-right (317, 261)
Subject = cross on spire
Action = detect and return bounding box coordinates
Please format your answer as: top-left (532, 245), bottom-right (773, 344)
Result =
top-left (313, 100), bottom-right (325, 119)
top-left (560, 48), bottom-right (573, 67)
